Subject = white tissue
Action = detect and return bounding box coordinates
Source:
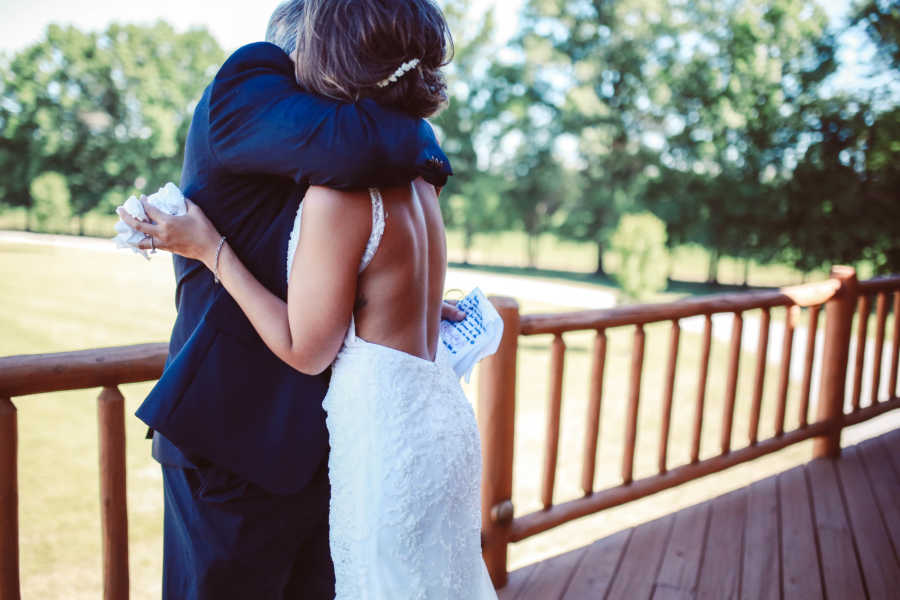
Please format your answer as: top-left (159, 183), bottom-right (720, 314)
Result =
top-left (112, 182), bottom-right (187, 259)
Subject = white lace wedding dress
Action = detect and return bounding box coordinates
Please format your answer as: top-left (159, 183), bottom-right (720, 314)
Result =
top-left (287, 186), bottom-right (498, 600)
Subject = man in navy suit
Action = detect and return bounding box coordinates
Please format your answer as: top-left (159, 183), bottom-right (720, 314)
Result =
top-left (134, 3), bottom-right (452, 598)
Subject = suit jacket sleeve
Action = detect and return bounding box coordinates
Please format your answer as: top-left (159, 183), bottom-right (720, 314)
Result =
top-left (208, 42), bottom-right (451, 189)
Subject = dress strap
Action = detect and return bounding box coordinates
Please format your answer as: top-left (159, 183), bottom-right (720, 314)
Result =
top-left (359, 188), bottom-right (386, 273)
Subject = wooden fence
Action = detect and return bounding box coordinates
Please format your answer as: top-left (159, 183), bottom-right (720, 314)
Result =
top-left (1, 266), bottom-right (899, 597)
top-left (477, 266), bottom-right (900, 586)
top-left (0, 344), bottom-right (166, 600)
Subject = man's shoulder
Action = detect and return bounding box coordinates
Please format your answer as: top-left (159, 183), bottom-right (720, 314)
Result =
top-left (208, 42), bottom-right (298, 129)
top-left (217, 42), bottom-right (293, 80)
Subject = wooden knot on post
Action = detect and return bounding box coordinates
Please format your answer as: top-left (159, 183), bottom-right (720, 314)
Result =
top-left (490, 500), bottom-right (514, 524)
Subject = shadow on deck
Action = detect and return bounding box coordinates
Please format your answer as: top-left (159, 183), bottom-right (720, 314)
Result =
top-left (500, 428), bottom-right (900, 600)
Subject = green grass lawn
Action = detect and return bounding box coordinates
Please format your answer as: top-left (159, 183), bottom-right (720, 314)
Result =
top-left (0, 241), bottom-right (176, 599)
top-left (442, 229), bottom-right (849, 289)
top-left (0, 236), bottom-right (892, 598)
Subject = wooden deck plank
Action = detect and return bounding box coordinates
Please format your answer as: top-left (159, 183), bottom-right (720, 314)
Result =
top-left (650, 585), bottom-right (693, 600)
top-left (880, 428), bottom-right (900, 476)
top-left (778, 465), bottom-right (824, 600)
top-left (858, 437), bottom-right (900, 555)
top-left (498, 561), bottom-right (540, 600)
top-left (503, 429), bottom-right (900, 600)
top-left (514, 545), bottom-right (589, 600)
top-left (805, 458), bottom-right (867, 599)
top-left (740, 476), bottom-right (780, 600)
top-left (696, 488), bottom-right (747, 600)
top-left (560, 529), bottom-right (631, 600)
top-left (606, 514), bottom-right (675, 600)
top-left (654, 502), bottom-right (710, 599)
top-left (835, 445), bottom-right (900, 599)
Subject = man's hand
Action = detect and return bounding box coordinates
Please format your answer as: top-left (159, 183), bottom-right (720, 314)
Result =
top-left (441, 300), bottom-right (466, 322)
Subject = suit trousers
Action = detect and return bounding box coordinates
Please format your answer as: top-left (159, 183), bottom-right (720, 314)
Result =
top-left (161, 457), bottom-right (334, 599)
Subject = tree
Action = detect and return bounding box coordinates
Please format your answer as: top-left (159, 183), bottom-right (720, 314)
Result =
top-left (504, 143), bottom-right (577, 268)
top-left (444, 176), bottom-right (508, 264)
top-left (852, 0), bottom-right (900, 69)
top-left (0, 43), bottom-right (51, 229)
top-left (778, 2), bottom-right (899, 274)
top-left (610, 212), bottom-right (669, 300)
top-left (782, 100), bottom-right (900, 274)
top-left (431, 0), bottom-right (510, 259)
top-left (651, 0), bottom-right (837, 282)
top-left (514, 0), bottom-right (671, 276)
top-left (0, 22), bottom-right (224, 232)
top-left (30, 171), bottom-right (71, 231)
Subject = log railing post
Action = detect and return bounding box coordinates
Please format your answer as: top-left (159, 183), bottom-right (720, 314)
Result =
top-left (479, 297), bottom-right (520, 589)
top-left (98, 387), bottom-right (129, 600)
top-left (812, 266), bottom-right (858, 459)
top-left (1, 397), bottom-right (20, 600)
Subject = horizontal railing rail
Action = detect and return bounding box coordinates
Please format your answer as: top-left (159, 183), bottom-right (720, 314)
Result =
top-left (478, 266), bottom-right (900, 587)
top-left (518, 278), bottom-right (841, 335)
top-left (0, 343), bottom-right (167, 397)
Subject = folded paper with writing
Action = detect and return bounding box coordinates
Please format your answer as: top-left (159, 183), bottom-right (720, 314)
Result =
top-left (439, 287), bottom-right (504, 382)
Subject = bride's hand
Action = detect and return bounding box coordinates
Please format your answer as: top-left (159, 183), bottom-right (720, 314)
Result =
top-left (116, 196), bottom-right (222, 269)
top-left (441, 300), bottom-right (466, 322)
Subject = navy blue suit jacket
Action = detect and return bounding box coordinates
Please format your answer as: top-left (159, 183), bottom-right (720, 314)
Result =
top-left (135, 42), bottom-right (451, 495)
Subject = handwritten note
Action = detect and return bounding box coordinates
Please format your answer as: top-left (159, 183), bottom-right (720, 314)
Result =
top-left (440, 288), bottom-right (504, 381)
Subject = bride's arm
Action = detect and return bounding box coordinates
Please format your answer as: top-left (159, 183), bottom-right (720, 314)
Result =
top-left (119, 188), bottom-right (370, 375)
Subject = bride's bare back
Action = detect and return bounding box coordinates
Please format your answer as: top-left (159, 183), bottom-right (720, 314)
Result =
top-left (354, 178), bottom-right (446, 361)
top-left (274, 177), bottom-right (445, 374)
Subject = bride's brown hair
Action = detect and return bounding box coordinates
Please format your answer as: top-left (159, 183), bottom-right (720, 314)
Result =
top-left (293, 0), bottom-right (453, 118)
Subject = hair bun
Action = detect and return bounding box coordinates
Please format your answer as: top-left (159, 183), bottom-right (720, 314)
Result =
top-left (294, 0), bottom-right (452, 118)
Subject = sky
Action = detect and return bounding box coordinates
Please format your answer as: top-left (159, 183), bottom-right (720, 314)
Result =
top-left (0, 0), bottom-right (520, 54)
top-left (0, 0), bottom-right (892, 97)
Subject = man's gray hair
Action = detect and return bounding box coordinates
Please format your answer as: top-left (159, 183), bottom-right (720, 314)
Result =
top-left (266, 0), bottom-right (305, 56)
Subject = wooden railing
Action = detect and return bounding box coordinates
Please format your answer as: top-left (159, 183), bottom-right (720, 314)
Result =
top-left (477, 266), bottom-right (900, 587)
top-left (2, 267), bottom-right (899, 597)
top-left (0, 344), bottom-right (167, 600)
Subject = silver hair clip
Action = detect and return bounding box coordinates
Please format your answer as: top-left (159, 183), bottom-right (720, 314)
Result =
top-left (376, 59), bottom-right (420, 88)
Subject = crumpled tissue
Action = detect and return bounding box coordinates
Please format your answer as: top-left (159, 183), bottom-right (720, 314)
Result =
top-left (112, 182), bottom-right (186, 259)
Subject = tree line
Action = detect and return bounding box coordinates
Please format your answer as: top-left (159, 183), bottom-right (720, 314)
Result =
top-left (1, 0), bottom-right (898, 281)
top-left (433, 0), bottom-right (899, 278)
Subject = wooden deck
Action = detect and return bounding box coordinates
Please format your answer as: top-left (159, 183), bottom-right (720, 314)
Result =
top-left (499, 428), bottom-right (900, 600)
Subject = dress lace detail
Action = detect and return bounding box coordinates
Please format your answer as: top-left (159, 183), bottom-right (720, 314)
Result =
top-left (360, 187), bottom-right (385, 272)
top-left (286, 185), bottom-right (497, 600)
top-left (286, 187), bottom-right (385, 279)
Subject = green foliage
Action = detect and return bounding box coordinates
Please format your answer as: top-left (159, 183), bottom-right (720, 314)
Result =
top-left (505, 145), bottom-right (579, 268)
top-left (29, 171), bottom-right (71, 231)
top-left (512, 0), bottom-right (671, 275)
top-left (0, 21), bottom-right (224, 231)
top-left (782, 101), bottom-right (900, 273)
top-left (610, 212), bottom-right (669, 300)
top-left (1, 4), bottom-right (898, 279)
top-left (852, 0), bottom-right (900, 69)
top-left (432, 0), bottom-right (513, 258)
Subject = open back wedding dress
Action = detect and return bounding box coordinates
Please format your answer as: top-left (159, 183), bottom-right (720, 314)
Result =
top-left (287, 185), bottom-right (498, 599)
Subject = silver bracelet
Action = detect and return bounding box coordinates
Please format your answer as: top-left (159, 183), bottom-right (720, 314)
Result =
top-left (213, 236), bottom-right (227, 284)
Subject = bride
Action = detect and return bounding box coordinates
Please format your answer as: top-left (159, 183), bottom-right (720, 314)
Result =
top-left (119, 0), bottom-right (498, 597)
